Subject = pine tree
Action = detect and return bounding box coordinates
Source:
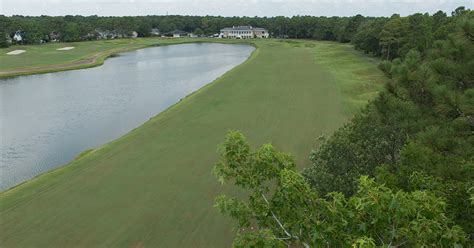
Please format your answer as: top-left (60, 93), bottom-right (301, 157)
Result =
top-left (0, 30), bottom-right (9, 48)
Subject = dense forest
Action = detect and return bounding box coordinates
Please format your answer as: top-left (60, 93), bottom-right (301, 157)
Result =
top-left (213, 7), bottom-right (474, 247)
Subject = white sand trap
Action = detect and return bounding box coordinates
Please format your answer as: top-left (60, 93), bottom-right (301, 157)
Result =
top-left (56, 47), bottom-right (75, 51)
top-left (6, 50), bottom-right (26, 55)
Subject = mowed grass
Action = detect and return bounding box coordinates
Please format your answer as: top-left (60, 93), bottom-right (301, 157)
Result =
top-left (0, 39), bottom-right (138, 70)
top-left (0, 38), bottom-right (222, 77)
top-left (310, 41), bottom-right (388, 113)
top-left (0, 39), bottom-right (386, 247)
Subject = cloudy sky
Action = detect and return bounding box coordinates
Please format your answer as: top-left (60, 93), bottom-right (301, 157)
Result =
top-left (1, 0), bottom-right (472, 17)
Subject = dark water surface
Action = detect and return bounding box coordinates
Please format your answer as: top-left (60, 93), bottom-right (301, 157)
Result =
top-left (0, 43), bottom-right (254, 190)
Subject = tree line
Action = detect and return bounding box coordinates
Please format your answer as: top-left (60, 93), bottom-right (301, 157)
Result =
top-left (214, 7), bottom-right (474, 247)
top-left (0, 6), bottom-right (468, 51)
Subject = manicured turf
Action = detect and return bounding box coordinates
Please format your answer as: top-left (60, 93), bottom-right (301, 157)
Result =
top-left (0, 38), bottom-right (217, 77)
top-left (0, 39), bottom-right (387, 247)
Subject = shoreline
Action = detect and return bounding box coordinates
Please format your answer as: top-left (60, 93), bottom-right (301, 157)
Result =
top-left (0, 42), bottom-right (259, 194)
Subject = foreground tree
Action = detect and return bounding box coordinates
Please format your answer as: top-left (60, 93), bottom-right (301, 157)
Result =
top-left (214, 131), bottom-right (466, 247)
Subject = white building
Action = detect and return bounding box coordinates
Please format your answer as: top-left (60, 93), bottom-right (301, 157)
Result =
top-left (13, 31), bottom-right (23, 42)
top-left (151, 28), bottom-right (160, 36)
top-left (166, 30), bottom-right (188, 38)
top-left (220, 26), bottom-right (269, 39)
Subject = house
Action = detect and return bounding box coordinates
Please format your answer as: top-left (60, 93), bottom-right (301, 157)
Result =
top-left (172, 30), bottom-right (188, 38)
top-left (50, 31), bottom-right (60, 42)
top-left (219, 26), bottom-right (269, 39)
top-left (130, 31), bottom-right (138, 38)
top-left (151, 28), bottom-right (160, 36)
top-left (95, 29), bottom-right (119, 40)
top-left (13, 30), bottom-right (23, 42)
top-left (188, 33), bottom-right (198, 38)
top-left (165, 30), bottom-right (188, 38)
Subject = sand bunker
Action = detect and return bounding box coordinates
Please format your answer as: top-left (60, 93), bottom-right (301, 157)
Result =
top-left (6, 50), bottom-right (26, 55)
top-left (56, 47), bottom-right (75, 51)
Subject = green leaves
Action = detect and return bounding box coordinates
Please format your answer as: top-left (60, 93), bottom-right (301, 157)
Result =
top-left (214, 131), bottom-right (467, 247)
top-left (304, 12), bottom-right (474, 242)
top-left (214, 130), bottom-right (295, 190)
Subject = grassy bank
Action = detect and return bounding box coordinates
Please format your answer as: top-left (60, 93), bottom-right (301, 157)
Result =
top-left (0, 39), bottom-right (387, 247)
top-left (0, 38), bottom-right (236, 78)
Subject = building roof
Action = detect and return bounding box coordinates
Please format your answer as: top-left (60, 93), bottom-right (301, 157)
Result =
top-left (168, 30), bottom-right (188, 35)
top-left (220, 26), bottom-right (267, 31)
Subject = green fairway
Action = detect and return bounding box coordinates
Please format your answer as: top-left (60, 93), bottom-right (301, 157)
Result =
top-left (0, 39), bottom-right (387, 247)
top-left (0, 38), bottom-right (218, 77)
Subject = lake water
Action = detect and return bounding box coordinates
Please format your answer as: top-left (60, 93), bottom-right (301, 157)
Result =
top-left (0, 43), bottom-right (254, 190)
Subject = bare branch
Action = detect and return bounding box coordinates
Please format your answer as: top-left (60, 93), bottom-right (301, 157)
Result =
top-left (261, 193), bottom-right (292, 238)
top-left (260, 193), bottom-right (310, 248)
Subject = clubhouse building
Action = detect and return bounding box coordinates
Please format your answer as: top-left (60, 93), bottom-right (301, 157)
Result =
top-left (219, 26), bottom-right (269, 39)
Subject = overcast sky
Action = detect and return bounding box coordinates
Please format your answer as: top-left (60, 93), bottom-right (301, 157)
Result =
top-left (1, 0), bottom-right (472, 17)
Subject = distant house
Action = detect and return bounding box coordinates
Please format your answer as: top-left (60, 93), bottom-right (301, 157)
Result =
top-left (13, 30), bottom-right (23, 42)
top-left (151, 28), bottom-right (160, 36)
top-left (189, 33), bottom-right (198, 38)
top-left (50, 31), bottom-right (60, 42)
top-left (130, 31), bottom-right (138, 38)
top-left (95, 29), bottom-right (119, 40)
top-left (219, 26), bottom-right (269, 39)
top-left (165, 30), bottom-right (188, 38)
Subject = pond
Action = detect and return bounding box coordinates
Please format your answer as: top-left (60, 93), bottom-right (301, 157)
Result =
top-left (0, 43), bottom-right (254, 190)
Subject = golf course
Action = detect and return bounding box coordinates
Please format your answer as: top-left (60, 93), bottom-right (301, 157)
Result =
top-left (0, 38), bottom-right (387, 247)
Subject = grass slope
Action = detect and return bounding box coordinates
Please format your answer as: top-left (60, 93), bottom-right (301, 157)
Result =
top-left (0, 40), bottom-right (386, 247)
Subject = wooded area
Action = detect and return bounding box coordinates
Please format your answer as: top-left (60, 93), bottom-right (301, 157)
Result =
top-left (0, 6), bottom-right (468, 56)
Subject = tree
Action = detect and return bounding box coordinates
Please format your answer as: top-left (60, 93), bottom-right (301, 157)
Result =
top-left (214, 131), bottom-right (466, 247)
top-left (159, 18), bottom-right (177, 33)
top-left (137, 22), bottom-right (152, 37)
top-left (0, 30), bottom-right (9, 48)
top-left (399, 13), bottom-right (433, 56)
top-left (379, 14), bottom-right (406, 60)
top-left (343, 14), bottom-right (365, 42)
top-left (194, 28), bottom-right (204, 36)
top-left (352, 18), bottom-right (386, 56)
top-left (62, 22), bottom-right (80, 42)
top-left (452, 6), bottom-right (469, 17)
top-left (304, 13), bottom-right (474, 240)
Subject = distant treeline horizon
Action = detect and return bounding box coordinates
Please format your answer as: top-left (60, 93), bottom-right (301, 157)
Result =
top-left (0, 6), bottom-right (471, 59)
